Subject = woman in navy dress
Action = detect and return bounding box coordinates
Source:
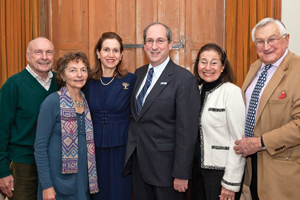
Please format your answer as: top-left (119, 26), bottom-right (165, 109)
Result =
top-left (83, 32), bottom-right (136, 200)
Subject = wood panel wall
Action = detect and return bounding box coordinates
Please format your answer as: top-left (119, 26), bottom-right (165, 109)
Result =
top-left (1, 1), bottom-right (282, 87)
top-left (45, 0), bottom-right (224, 74)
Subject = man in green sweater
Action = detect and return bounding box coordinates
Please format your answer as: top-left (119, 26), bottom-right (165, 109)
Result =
top-left (0, 37), bottom-right (59, 199)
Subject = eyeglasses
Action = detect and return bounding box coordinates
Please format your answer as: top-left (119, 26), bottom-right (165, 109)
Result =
top-left (254, 34), bottom-right (287, 47)
top-left (145, 38), bottom-right (168, 46)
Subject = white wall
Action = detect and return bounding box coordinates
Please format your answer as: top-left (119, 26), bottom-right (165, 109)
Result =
top-left (282, 0), bottom-right (300, 55)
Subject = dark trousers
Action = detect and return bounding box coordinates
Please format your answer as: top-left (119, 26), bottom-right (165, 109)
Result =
top-left (132, 151), bottom-right (185, 200)
top-left (249, 153), bottom-right (259, 200)
top-left (8, 161), bottom-right (38, 200)
top-left (191, 142), bottom-right (242, 200)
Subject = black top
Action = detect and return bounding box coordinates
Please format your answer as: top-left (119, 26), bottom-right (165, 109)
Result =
top-left (200, 75), bottom-right (222, 111)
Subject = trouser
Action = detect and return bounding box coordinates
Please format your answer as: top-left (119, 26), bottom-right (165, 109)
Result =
top-left (191, 141), bottom-right (243, 200)
top-left (8, 161), bottom-right (38, 200)
top-left (132, 151), bottom-right (185, 200)
top-left (249, 153), bottom-right (259, 200)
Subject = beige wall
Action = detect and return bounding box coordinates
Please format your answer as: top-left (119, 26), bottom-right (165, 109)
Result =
top-left (282, 0), bottom-right (300, 55)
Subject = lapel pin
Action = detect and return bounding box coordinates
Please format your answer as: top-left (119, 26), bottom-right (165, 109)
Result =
top-left (122, 82), bottom-right (129, 89)
top-left (160, 82), bottom-right (167, 85)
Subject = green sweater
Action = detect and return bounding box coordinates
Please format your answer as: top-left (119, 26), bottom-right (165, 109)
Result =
top-left (0, 69), bottom-right (59, 178)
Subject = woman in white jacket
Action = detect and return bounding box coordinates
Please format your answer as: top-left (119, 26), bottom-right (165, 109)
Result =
top-left (191, 43), bottom-right (245, 200)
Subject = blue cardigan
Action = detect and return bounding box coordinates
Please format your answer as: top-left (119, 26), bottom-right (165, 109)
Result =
top-left (34, 92), bottom-right (90, 200)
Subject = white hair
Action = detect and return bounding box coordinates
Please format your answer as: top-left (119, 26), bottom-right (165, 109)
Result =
top-left (251, 18), bottom-right (288, 42)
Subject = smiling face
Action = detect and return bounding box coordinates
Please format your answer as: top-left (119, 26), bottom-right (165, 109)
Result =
top-left (26, 37), bottom-right (55, 77)
top-left (254, 22), bottom-right (289, 65)
top-left (97, 38), bottom-right (123, 72)
top-left (144, 24), bottom-right (173, 67)
top-left (61, 60), bottom-right (88, 90)
top-left (198, 50), bottom-right (224, 83)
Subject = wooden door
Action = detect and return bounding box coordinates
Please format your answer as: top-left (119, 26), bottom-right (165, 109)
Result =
top-left (47, 0), bottom-right (89, 60)
top-left (45, 0), bottom-right (224, 74)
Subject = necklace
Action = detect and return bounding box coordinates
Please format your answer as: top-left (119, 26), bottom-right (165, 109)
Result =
top-left (100, 77), bottom-right (115, 85)
top-left (71, 94), bottom-right (84, 107)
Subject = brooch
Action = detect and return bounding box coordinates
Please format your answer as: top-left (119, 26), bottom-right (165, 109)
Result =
top-left (122, 82), bottom-right (129, 89)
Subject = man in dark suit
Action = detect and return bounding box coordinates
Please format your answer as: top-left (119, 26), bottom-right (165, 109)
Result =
top-left (234, 18), bottom-right (300, 199)
top-left (123, 22), bottom-right (200, 200)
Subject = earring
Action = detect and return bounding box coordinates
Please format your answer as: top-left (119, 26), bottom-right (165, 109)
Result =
top-left (63, 79), bottom-right (65, 82)
top-left (221, 69), bottom-right (223, 73)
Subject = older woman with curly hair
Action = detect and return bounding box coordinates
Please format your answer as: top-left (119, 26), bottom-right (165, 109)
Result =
top-left (34, 52), bottom-right (98, 200)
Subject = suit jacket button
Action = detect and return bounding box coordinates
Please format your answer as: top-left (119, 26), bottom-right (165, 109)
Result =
top-left (133, 140), bottom-right (137, 145)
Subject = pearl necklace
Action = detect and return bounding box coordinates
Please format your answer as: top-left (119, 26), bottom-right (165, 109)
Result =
top-left (72, 94), bottom-right (84, 107)
top-left (100, 77), bottom-right (115, 85)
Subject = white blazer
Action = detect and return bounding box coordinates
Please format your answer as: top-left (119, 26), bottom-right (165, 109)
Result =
top-left (199, 82), bottom-right (246, 192)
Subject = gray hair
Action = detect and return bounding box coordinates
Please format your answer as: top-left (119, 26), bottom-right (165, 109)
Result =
top-left (251, 18), bottom-right (288, 42)
top-left (143, 22), bottom-right (172, 44)
top-left (26, 37), bottom-right (55, 54)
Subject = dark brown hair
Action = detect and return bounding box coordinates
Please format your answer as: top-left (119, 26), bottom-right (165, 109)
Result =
top-left (193, 43), bottom-right (235, 84)
top-left (54, 51), bottom-right (91, 88)
top-left (90, 32), bottom-right (127, 80)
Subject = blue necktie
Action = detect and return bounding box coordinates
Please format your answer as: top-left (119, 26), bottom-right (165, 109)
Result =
top-left (245, 64), bottom-right (272, 138)
top-left (136, 68), bottom-right (154, 115)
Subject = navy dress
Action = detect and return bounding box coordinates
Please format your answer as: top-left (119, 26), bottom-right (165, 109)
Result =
top-left (34, 93), bottom-right (90, 200)
top-left (83, 73), bottom-right (136, 200)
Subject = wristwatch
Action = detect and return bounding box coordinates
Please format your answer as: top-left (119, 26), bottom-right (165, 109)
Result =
top-left (261, 136), bottom-right (266, 150)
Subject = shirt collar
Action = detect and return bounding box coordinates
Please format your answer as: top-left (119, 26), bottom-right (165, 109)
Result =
top-left (148, 56), bottom-right (170, 75)
top-left (26, 64), bottom-right (53, 82)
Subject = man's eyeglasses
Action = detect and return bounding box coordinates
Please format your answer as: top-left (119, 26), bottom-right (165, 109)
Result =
top-left (145, 38), bottom-right (168, 46)
top-left (254, 34), bottom-right (287, 47)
